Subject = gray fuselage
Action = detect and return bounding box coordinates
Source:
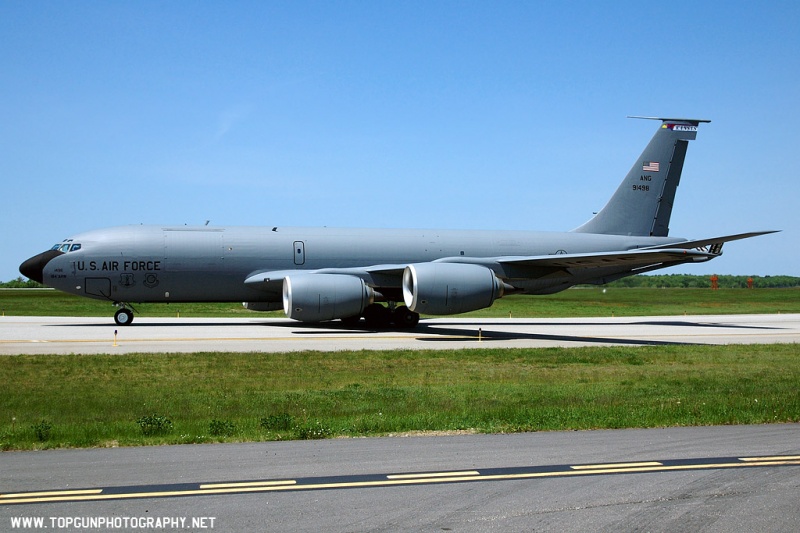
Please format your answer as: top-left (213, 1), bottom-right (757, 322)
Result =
top-left (40, 225), bottom-right (684, 305)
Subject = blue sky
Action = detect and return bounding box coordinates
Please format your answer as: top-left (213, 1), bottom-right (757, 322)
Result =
top-left (2, 1), bottom-right (798, 280)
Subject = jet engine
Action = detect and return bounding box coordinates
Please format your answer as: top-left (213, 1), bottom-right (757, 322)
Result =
top-left (402, 263), bottom-right (505, 315)
top-left (283, 274), bottom-right (374, 322)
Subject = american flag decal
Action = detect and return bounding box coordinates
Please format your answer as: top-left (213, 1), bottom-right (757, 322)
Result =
top-left (643, 161), bottom-right (660, 172)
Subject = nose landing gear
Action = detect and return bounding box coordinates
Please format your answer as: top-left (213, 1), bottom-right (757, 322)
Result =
top-left (114, 305), bottom-right (134, 326)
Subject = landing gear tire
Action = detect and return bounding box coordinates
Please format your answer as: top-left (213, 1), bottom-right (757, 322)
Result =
top-left (114, 308), bottom-right (134, 326)
top-left (363, 303), bottom-right (391, 329)
top-left (393, 306), bottom-right (420, 328)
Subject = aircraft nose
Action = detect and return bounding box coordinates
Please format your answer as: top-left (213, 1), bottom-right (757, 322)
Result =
top-left (19, 250), bottom-right (64, 284)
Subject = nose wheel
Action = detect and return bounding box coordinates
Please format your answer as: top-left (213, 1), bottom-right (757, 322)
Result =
top-left (114, 308), bottom-right (134, 326)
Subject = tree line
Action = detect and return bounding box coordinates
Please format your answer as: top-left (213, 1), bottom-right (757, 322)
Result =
top-left (1, 277), bottom-right (44, 288)
top-left (605, 274), bottom-right (800, 289)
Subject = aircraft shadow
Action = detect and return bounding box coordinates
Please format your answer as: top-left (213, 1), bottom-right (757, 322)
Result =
top-left (47, 318), bottom-right (779, 347)
top-left (411, 325), bottom-right (698, 346)
top-left (49, 321), bottom-right (275, 328)
top-left (427, 319), bottom-right (781, 331)
top-left (286, 321), bottom-right (701, 346)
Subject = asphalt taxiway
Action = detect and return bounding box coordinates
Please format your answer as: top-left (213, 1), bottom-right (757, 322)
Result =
top-left (2, 424), bottom-right (799, 531)
top-left (1, 313), bottom-right (798, 354)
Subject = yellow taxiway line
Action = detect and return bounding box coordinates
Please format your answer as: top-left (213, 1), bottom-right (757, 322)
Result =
top-left (3, 455), bottom-right (799, 506)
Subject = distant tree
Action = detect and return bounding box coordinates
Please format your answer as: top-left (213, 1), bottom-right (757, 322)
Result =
top-left (602, 274), bottom-right (800, 289)
top-left (0, 277), bottom-right (45, 288)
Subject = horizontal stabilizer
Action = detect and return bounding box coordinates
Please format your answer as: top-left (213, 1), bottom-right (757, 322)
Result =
top-left (627, 116), bottom-right (711, 125)
top-left (639, 231), bottom-right (780, 251)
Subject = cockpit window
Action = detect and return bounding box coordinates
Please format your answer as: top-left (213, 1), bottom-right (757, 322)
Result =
top-left (51, 239), bottom-right (80, 253)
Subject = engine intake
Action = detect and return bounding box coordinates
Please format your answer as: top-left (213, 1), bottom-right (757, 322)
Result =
top-left (283, 274), bottom-right (374, 322)
top-left (402, 263), bottom-right (504, 315)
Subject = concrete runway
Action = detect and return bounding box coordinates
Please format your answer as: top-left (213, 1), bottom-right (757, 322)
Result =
top-left (1, 313), bottom-right (799, 354)
top-left (2, 425), bottom-right (799, 531)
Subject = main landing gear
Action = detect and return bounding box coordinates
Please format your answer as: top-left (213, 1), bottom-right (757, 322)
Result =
top-left (342, 303), bottom-right (420, 329)
top-left (114, 305), bottom-right (134, 326)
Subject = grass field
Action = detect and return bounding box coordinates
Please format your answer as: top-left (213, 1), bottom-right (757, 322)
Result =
top-left (2, 287), bottom-right (799, 319)
top-left (2, 344), bottom-right (799, 450)
top-left (1, 288), bottom-right (798, 450)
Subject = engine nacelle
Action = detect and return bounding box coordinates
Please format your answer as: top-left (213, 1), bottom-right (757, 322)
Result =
top-left (402, 263), bottom-right (504, 315)
top-left (283, 274), bottom-right (374, 322)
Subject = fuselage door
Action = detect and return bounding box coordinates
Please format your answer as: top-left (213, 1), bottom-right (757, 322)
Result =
top-left (85, 277), bottom-right (111, 298)
top-left (293, 241), bottom-right (305, 265)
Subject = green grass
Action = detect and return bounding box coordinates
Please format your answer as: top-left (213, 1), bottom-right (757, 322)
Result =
top-left (2, 287), bottom-right (799, 319)
top-left (2, 287), bottom-right (798, 450)
top-left (1, 345), bottom-right (798, 450)
top-left (463, 287), bottom-right (800, 317)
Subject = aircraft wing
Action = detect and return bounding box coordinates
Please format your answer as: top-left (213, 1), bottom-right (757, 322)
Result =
top-left (428, 247), bottom-right (718, 284)
top-left (244, 265), bottom-right (408, 295)
top-left (491, 247), bottom-right (717, 269)
top-left (244, 265), bottom-right (406, 285)
top-left (480, 231), bottom-right (779, 274)
top-left (243, 248), bottom-right (710, 297)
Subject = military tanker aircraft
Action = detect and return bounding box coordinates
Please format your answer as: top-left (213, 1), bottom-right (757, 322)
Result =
top-left (20, 117), bottom-right (775, 327)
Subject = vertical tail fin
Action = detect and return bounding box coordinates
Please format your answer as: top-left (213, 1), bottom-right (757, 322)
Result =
top-left (573, 117), bottom-right (710, 236)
